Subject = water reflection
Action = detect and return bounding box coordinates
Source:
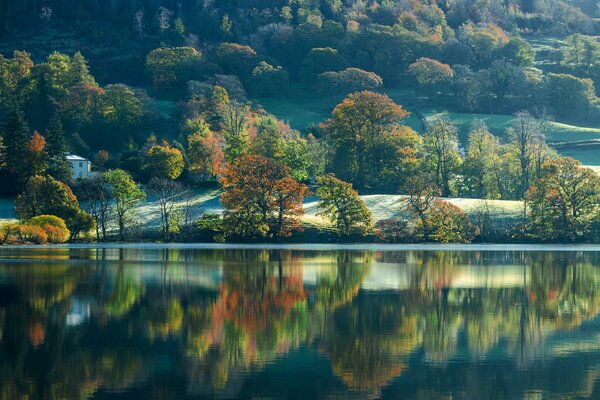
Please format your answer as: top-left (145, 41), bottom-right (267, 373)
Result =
top-left (1, 248), bottom-right (600, 398)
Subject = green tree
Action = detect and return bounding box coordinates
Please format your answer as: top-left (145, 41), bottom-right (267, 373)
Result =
top-left (300, 47), bottom-right (349, 82)
top-left (76, 175), bottom-right (111, 241)
top-left (101, 84), bottom-right (144, 129)
top-left (250, 116), bottom-right (284, 159)
top-left (324, 91), bottom-right (409, 190)
top-left (14, 175), bottom-right (78, 221)
top-left (146, 46), bottom-right (202, 88)
top-left (527, 157), bottom-right (600, 242)
top-left (215, 43), bottom-right (257, 79)
top-left (247, 61), bottom-right (289, 97)
top-left (546, 73), bottom-right (599, 120)
top-left (103, 169), bottom-right (146, 241)
top-left (499, 36), bottom-right (535, 67)
top-left (2, 108), bottom-right (30, 183)
top-left (45, 113), bottom-right (71, 181)
top-left (316, 174), bottom-right (373, 237)
top-left (148, 177), bottom-right (183, 241)
top-left (507, 112), bottom-right (549, 199)
top-left (408, 58), bottom-right (454, 97)
top-left (70, 52), bottom-right (96, 86)
top-left (423, 114), bottom-right (461, 197)
top-left (462, 120), bottom-right (501, 198)
top-left (146, 142), bottom-right (185, 180)
top-left (0, 51), bottom-right (34, 112)
top-left (222, 101), bottom-right (249, 162)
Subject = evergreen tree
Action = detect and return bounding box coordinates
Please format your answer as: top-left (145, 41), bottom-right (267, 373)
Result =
top-left (70, 52), bottom-right (96, 85)
top-left (2, 108), bottom-right (30, 182)
top-left (45, 112), bottom-right (72, 181)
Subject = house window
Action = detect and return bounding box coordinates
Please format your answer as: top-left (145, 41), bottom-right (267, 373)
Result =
top-left (79, 162), bottom-right (83, 167)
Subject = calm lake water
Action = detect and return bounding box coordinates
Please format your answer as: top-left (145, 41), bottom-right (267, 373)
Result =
top-left (2, 246), bottom-right (600, 399)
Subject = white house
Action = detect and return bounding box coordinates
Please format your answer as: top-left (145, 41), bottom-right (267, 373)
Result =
top-left (66, 155), bottom-right (92, 179)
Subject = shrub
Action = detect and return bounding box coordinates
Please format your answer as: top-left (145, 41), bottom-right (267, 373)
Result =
top-left (18, 225), bottom-right (48, 244)
top-left (196, 213), bottom-right (225, 242)
top-left (0, 223), bottom-right (20, 245)
top-left (28, 215), bottom-right (70, 243)
top-left (45, 225), bottom-right (69, 243)
top-left (425, 200), bottom-right (475, 243)
top-left (375, 219), bottom-right (413, 243)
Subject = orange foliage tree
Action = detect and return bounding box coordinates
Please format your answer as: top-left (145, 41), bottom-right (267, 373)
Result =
top-left (221, 155), bottom-right (310, 238)
top-left (187, 130), bottom-right (225, 179)
top-left (23, 131), bottom-right (47, 179)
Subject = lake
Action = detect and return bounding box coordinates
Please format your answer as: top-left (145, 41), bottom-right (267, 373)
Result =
top-left (1, 245), bottom-right (600, 399)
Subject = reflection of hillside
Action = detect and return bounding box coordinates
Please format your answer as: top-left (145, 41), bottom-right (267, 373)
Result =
top-left (2, 250), bottom-right (600, 398)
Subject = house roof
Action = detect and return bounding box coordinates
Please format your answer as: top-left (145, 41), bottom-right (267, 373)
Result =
top-left (66, 155), bottom-right (89, 162)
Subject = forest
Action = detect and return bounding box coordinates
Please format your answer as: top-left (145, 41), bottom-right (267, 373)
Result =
top-left (2, 0), bottom-right (600, 243)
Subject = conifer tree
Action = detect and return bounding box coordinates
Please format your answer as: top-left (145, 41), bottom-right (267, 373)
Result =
top-left (71, 52), bottom-right (96, 85)
top-left (45, 112), bottom-right (72, 180)
top-left (2, 108), bottom-right (30, 182)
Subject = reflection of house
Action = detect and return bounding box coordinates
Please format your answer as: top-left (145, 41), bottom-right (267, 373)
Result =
top-left (66, 155), bottom-right (92, 179)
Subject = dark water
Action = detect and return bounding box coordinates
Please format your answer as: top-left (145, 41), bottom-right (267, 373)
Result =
top-left (2, 247), bottom-right (600, 399)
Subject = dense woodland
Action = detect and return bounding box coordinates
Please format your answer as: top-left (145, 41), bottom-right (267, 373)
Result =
top-left (2, 0), bottom-right (600, 243)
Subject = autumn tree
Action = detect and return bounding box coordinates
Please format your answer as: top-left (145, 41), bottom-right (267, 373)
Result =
top-left (187, 129), bottom-right (225, 180)
top-left (316, 174), bottom-right (373, 237)
top-left (526, 157), bottom-right (600, 242)
top-left (425, 200), bottom-right (475, 243)
top-left (103, 169), bottom-right (146, 241)
top-left (23, 131), bottom-right (48, 179)
top-left (408, 58), bottom-right (454, 97)
top-left (221, 155), bottom-right (309, 238)
top-left (324, 91), bottom-right (409, 190)
top-left (423, 114), bottom-right (462, 197)
top-left (146, 142), bottom-right (185, 180)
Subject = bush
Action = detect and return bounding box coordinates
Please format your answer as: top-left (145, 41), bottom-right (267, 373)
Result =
top-left (0, 223), bottom-right (20, 245)
top-left (196, 213), bottom-right (225, 242)
top-left (45, 226), bottom-right (68, 243)
top-left (425, 200), bottom-right (475, 243)
top-left (18, 225), bottom-right (48, 244)
top-left (28, 215), bottom-right (70, 243)
top-left (375, 219), bottom-right (413, 243)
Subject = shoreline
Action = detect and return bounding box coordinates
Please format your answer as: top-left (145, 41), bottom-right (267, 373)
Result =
top-left (4, 242), bottom-right (600, 252)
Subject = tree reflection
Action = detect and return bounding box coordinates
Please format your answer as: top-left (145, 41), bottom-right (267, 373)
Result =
top-left (1, 249), bottom-right (600, 398)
